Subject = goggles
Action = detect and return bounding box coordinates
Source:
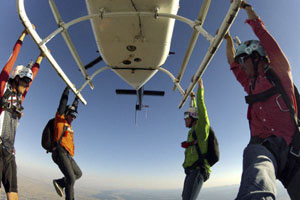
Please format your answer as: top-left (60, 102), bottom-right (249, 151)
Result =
top-left (184, 112), bottom-right (190, 119)
top-left (19, 77), bottom-right (31, 87)
top-left (68, 111), bottom-right (77, 119)
top-left (236, 55), bottom-right (250, 65)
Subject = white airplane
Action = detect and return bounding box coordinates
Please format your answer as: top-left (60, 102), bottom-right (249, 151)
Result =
top-left (17, 0), bottom-right (242, 108)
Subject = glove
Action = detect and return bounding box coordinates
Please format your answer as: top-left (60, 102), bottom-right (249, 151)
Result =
top-left (181, 141), bottom-right (190, 148)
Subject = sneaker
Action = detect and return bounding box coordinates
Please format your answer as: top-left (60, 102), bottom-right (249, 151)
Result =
top-left (53, 179), bottom-right (64, 197)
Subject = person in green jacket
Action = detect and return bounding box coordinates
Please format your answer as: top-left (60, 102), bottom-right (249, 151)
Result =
top-left (181, 78), bottom-right (211, 200)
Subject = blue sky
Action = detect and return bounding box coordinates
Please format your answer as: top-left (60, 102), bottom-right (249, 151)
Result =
top-left (0, 0), bottom-right (299, 194)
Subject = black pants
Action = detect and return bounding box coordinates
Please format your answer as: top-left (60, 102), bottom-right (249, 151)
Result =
top-left (52, 146), bottom-right (82, 200)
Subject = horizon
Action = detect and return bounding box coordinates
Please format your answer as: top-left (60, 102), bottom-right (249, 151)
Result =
top-left (0, 0), bottom-right (299, 199)
top-left (15, 170), bottom-right (290, 200)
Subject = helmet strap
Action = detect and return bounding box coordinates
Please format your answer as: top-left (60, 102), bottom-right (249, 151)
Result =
top-left (12, 76), bottom-right (21, 95)
top-left (189, 117), bottom-right (197, 128)
top-left (250, 54), bottom-right (262, 91)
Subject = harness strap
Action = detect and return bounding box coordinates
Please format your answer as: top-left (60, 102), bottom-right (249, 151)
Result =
top-left (244, 65), bottom-right (300, 158)
top-left (1, 89), bottom-right (13, 106)
top-left (264, 67), bottom-right (300, 158)
top-left (0, 87), bottom-right (23, 119)
top-left (190, 130), bottom-right (206, 168)
top-left (246, 66), bottom-right (300, 186)
top-left (184, 130), bottom-right (209, 182)
top-left (249, 55), bottom-right (261, 91)
top-left (245, 86), bottom-right (278, 105)
top-left (58, 126), bottom-right (68, 145)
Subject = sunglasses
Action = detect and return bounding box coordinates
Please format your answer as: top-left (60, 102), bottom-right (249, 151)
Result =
top-left (236, 55), bottom-right (250, 65)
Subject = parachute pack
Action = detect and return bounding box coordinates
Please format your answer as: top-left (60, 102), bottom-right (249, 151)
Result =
top-left (205, 127), bottom-right (220, 166)
top-left (41, 118), bottom-right (66, 153)
top-left (192, 127), bottom-right (220, 167)
top-left (41, 118), bottom-right (55, 153)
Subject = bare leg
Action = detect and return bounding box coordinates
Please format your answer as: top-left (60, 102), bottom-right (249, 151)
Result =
top-left (7, 192), bottom-right (18, 200)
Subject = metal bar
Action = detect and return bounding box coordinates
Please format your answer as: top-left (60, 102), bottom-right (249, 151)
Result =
top-left (68, 11), bottom-right (196, 28)
top-left (38, 10), bottom-right (197, 50)
top-left (196, 26), bottom-right (214, 42)
top-left (78, 66), bottom-right (110, 92)
top-left (17, 0), bottom-right (214, 105)
top-left (158, 67), bottom-right (185, 96)
top-left (17, 0), bottom-right (87, 105)
top-left (49, 0), bottom-right (63, 23)
top-left (39, 14), bottom-right (98, 46)
top-left (40, 12), bottom-right (196, 46)
top-left (173, 0), bottom-right (211, 91)
top-left (39, 27), bottom-right (63, 46)
top-left (178, 0), bottom-right (242, 109)
top-left (49, 0), bottom-right (94, 90)
top-left (197, 0), bottom-right (211, 25)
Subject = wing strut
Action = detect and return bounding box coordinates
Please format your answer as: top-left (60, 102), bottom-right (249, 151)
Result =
top-left (49, 0), bottom-right (94, 90)
top-left (178, 0), bottom-right (242, 108)
top-left (173, 0), bottom-right (211, 91)
top-left (17, 0), bottom-right (87, 104)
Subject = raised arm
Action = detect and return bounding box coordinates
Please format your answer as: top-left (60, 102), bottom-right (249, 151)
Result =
top-left (242, 1), bottom-right (258, 20)
top-left (22, 51), bottom-right (46, 101)
top-left (57, 87), bottom-right (69, 115)
top-left (194, 79), bottom-right (210, 142)
top-left (225, 31), bottom-right (250, 93)
top-left (225, 31), bottom-right (236, 65)
top-left (0, 29), bottom-right (28, 97)
top-left (241, 1), bottom-right (290, 74)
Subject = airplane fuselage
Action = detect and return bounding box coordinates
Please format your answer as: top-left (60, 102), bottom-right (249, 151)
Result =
top-left (86, 0), bottom-right (180, 89)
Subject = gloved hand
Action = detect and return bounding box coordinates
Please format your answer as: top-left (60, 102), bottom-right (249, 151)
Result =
top-left (181, 141), bottom-right (191, 148)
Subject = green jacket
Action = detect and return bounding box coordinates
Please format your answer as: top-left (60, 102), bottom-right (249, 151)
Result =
top-left (182, 87), bottom-right (211, 174)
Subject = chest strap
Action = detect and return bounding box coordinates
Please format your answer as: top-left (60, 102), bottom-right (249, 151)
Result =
top-left (245, 86), bottom-right (278, 105)
top-left (245, 66), bottom-right (300, 158)
top-left (0, 88), bottom-right (23, 119)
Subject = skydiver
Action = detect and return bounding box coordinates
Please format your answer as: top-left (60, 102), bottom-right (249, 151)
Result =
top-left (52, 87), bottom-right (82, 200)
top-left (181, 78), bottom-right (211, 200)
top-left (225, 1), bottom-right (300, 199)
top-left (0, 26), bottom-right (45, 200)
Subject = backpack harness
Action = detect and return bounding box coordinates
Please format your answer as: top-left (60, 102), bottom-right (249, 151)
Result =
top-left (41, 118), bottom-right (67, 153)
top-left (184, 127), bottom-right (220, 181)
top-left (0, 87), bottom-right (23, 120)
top-left (245, 65), bottom-right (300, 187)
top-left (245, 65), bottom-right (300, 158)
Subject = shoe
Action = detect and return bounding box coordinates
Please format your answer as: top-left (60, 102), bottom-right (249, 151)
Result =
top-left (53, 179), bottom-right (64, 197)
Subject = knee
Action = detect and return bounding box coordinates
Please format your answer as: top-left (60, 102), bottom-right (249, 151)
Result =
top-left (66, 175), bottom-right (76, 186)
top-left (77, 170), bottom-right (82, 180)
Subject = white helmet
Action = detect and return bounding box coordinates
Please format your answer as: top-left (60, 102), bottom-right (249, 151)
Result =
top-left (184, 107), bottom-right (198, 119)
top-left (11, 65), bottom-right (33, 81)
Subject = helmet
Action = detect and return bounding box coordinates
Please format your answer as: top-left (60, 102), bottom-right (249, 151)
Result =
top-left (11, 65), bottom-right (33, 81)
top-left (65, 105), bottom-right (78, 118)
top-left (235, 40), bottom-right (267, 63)
top-left (184, 107), bottom-right (198, 119)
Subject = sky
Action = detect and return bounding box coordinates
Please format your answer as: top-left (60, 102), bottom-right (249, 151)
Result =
top-left (0, 0), bottom-right (300, 195)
